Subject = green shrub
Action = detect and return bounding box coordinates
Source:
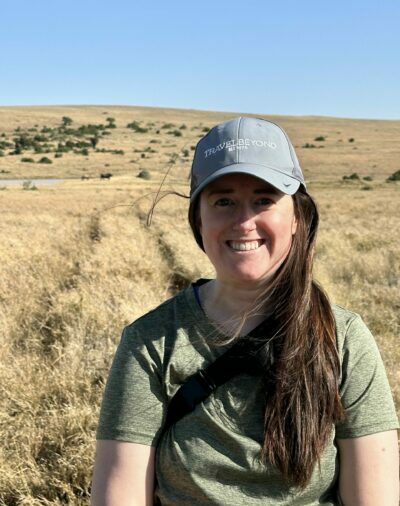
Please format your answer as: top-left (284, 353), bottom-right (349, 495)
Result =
top-left (38, 156), bottom-right (53, 164)
top-left (182, 149), bottom-right (189, 157)
top-left (363, 176), bottom-right (373, 181)
top-left (342, 173), bottom-right (360, 181)
top-left (348, 138), bottom-right (355, 143)
top-left (302, 143), bottom-right (316, 148)
top-left (314, 136), bottom-right (326, 141)
top-left (62, 116), bottom-right (73, 126)
top-left (137, 170), bottom-right (151, 180)
top-left (170, 130), bottom-right (182, 137)
top-left (55, 153), bottom-right (63, 158)
top-left (21, 157), bottom-right (35, 163)
top-left (202, 127), bottom-right (210, 132)
top-left (386, 169), bottom-right (400, 182)
top-left (161, 123), bottom-right (175, 129)
top-left (127, 121), bottom-right (148, 133)
top-left (106, 117), bottom-right (116, 129)
top-left (179, 124), bottom-right (187, 130)
top-left (0, 150), bottom-right (4, 157)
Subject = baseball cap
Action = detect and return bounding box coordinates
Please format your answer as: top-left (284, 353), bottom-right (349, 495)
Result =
top-left (190, 117), bottom-right (305, 201)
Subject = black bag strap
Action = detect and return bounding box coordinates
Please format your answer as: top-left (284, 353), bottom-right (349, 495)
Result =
top-left (163, 331), bottom-right (267, 432)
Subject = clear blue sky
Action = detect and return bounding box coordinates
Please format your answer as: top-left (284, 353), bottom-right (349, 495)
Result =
top-left (2, 0), bottom-right (399, 119)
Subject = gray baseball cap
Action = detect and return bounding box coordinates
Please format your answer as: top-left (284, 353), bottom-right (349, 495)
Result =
top-left (190, 117), bottom-right (305, 201)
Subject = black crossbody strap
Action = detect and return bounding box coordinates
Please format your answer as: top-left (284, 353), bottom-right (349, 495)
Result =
top-left (163, 339), bottom-right (262, 431)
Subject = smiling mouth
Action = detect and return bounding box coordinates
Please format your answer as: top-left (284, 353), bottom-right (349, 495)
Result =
top-left (227, 240), bottom-right (265, 251)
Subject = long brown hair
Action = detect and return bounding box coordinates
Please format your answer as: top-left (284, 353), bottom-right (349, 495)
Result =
top-left (188, 186), bottom-right (345, 488)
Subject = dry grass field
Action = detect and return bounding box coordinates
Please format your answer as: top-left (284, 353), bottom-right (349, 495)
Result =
top-left (0, 106), bottom-right (399, 504)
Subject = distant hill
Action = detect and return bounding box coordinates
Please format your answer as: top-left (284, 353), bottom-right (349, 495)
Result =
top-left (0, 105), bottom-right (399, 183)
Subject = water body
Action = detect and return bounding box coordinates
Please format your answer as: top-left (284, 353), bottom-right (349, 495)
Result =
top-left (0, 178), bottom-right (65, 186)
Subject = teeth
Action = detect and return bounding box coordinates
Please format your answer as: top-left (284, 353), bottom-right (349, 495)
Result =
top-left (229, 240), bottom-right (263, 251)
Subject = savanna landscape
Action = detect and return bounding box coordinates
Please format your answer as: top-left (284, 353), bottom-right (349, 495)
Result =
top-left (0, 105), bottom-right (399, 504)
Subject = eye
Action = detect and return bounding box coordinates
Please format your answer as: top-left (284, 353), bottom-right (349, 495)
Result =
top-left (214, 197), bottom-right (234, 207)
top-left (256, 197), bottom-right (274, 206)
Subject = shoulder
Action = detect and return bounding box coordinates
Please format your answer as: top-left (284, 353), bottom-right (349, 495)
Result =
top-left (121, 285), bottom-right (197, 348)
top-left (332, 304), bottom-right (376, 356)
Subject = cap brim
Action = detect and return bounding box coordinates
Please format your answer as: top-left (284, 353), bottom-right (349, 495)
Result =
top-left (190, 163), bottom-right (301, 201)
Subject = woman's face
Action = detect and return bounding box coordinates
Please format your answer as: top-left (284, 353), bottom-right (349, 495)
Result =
top-left (198, 173), bottom-right (297, 288)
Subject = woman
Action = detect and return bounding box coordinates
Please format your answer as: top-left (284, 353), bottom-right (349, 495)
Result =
top-left (91, 117), bottom-right (399, 505)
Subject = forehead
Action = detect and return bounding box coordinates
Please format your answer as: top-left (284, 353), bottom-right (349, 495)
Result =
top-left (203, 173), bottom-right (282, 195)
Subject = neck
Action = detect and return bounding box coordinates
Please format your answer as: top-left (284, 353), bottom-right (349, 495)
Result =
top-left (199, 279), bottom-right (269, 336)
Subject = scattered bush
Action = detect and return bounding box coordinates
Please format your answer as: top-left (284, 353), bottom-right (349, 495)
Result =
top-left (106, 117), bottom-right (116, 129)
top-left (386, 169), bottom-right (400, 182)
top-left (0, 150), bottom-right (4, 157)
top-left (314, 136), bottom-right (326, 141)
top-left (348, 138), bottom-right (355, 143)
top-left (342, 173), bottom-right (360, 181)
top-left (21, 157), bottom-right (35, 163)
top-left (179, 124), bottom-right (187, 130)
top-left (202, 127), bottom-right (210, 132)
top-left (161, 123), bottom-right (175, 129)
top-left (0, 140), bottom-right (13, 150)
top-left (62, 116), bottom-right (73, 126)
top-left (302, 143), bottom-right (316, 148)
top-left (182, 149), bottom-right (189, 157)
top-left (361, 185), bottom-right (372, 191)
top-left (55, 153), bottom-right (63, 158)
top-left (170, 130), bottom-right (182, 137)
top-left (100, 172), bottom-right (113, 179)
top-left (137, 170), bottom-right (151, 180)
top-left (363, 176), bottom-right (373, 181)
top-left (127, 121), bottom-right (148, 133)
top-left (38, 157), bottom-right (53, 164)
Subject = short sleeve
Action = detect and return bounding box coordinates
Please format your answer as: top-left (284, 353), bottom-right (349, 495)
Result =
top-left (335, 314), bottom-right (399, 438)
top-left (96, 325), bottom-right (166, 446)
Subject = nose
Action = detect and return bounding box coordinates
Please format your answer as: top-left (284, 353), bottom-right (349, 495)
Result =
top-left (231, 204), bottom-right (257, 233)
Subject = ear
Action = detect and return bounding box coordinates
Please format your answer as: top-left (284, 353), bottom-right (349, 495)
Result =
top-left (291, 214), bottom-right (298, 236)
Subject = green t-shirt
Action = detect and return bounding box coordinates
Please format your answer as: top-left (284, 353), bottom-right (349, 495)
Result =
top-left (96, 282), bottom-right (399, 506)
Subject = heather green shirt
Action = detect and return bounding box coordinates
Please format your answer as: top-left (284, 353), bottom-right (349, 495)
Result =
top-left (97, 283), bottom-right (399, 505)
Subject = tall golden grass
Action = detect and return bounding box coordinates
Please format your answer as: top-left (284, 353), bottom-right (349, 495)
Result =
top-left (0, 106), bottom-right (399, 504)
